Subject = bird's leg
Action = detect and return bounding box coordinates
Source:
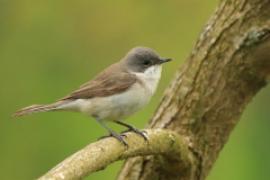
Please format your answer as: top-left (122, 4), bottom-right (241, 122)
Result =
top-left (115, 120), bottom-right (148, 141)
top-left (95, 119), bottom-right (128, 147)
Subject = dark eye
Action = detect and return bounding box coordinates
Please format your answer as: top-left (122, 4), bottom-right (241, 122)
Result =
top-left (143, 60), bottom-right (151, 66)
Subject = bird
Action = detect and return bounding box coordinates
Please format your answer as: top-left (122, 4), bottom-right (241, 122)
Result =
top-left (14, 47), bottom-right (172, 146)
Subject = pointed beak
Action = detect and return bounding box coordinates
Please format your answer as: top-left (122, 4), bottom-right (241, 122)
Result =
top-left (159, 57), bottom-right (172, 64)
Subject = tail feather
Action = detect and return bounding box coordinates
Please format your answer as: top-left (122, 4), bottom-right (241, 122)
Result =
top-left (13, 102), bottom-right (62, 117)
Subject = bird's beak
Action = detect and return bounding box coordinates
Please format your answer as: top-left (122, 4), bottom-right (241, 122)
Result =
top-left (159, 57), bottom-right (172, 64)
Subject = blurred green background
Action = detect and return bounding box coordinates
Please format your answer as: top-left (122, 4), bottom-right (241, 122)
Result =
top-left (1, 0), bottom-right (269, 179)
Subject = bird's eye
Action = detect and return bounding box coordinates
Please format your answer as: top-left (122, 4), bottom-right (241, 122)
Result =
top-left (143, 60), bottom-right (151, 66)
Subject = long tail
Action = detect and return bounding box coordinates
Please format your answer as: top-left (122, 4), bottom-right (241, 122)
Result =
top-left (13, 101), bottom-right (64, 117)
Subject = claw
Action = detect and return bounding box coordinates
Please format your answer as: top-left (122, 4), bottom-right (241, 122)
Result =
top-left (110, 132), bottom-right (128, 147)
top-left (114, 121), bottom-right (148, 142)
top-left (131, 128), bottom-right (148, 141)
top-left (120, 134), bottom-right (127, 138)
top-left (122, 128), bottom-right (148, 141)
top-left (98, 133), bottom-right (128, 147)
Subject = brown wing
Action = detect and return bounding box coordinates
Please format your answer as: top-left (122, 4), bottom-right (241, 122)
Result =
top-left (61, 64), bottom-right (137, 100)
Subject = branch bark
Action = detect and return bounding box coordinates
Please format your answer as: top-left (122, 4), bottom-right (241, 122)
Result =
top-left (118, 0), bottom-right (270, 179)
top-left (38, 129), bottom-right (193, 180)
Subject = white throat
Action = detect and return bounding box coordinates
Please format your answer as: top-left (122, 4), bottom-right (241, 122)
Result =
top-left (133, 65), bottom-right (162, 95)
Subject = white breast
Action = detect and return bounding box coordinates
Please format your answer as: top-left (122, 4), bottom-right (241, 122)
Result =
top-left (133, 65), bottom-right (162, 95)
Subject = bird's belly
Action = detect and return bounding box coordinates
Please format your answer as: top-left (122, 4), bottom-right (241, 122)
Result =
top-left (79, 83), bottom-right (152, 120)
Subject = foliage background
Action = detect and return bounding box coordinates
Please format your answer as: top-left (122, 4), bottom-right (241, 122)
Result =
top-left (0, 0), bottom-right (269, 179)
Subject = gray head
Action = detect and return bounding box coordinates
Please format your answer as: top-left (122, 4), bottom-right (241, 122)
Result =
top-left (122, 47), bottom-right (172, 73)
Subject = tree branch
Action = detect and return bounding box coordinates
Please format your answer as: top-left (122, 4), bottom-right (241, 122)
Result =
top-left (38, 129), bottom-right (193, 180)
top-left (118, 0), bottom-right (270, 179)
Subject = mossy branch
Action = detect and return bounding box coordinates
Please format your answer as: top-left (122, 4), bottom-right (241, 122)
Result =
top-left (38, 129), bottom-right (193, 180)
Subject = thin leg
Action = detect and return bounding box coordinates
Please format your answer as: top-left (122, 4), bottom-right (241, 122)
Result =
top-left (95, 119), bottom-right (128, 147)
top-left (114, 120), bottom-right (148, 141)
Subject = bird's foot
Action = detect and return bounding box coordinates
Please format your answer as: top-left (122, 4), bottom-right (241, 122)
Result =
top-left (98, 132), bottom-right (128, 147)
top-left (122, 128), bottom-right (148, 141)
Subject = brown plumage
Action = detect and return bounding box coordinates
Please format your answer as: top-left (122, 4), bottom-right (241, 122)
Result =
top-left (13, 102), bottom-right (63, 117)
top-left (61, 63), bottom-right (137, 100)
top-left (13, 63), bottom-right (137, 117)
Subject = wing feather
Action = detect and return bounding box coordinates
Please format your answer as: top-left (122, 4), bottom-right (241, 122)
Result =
top-left (61, 64), bottom-right (137, 100)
